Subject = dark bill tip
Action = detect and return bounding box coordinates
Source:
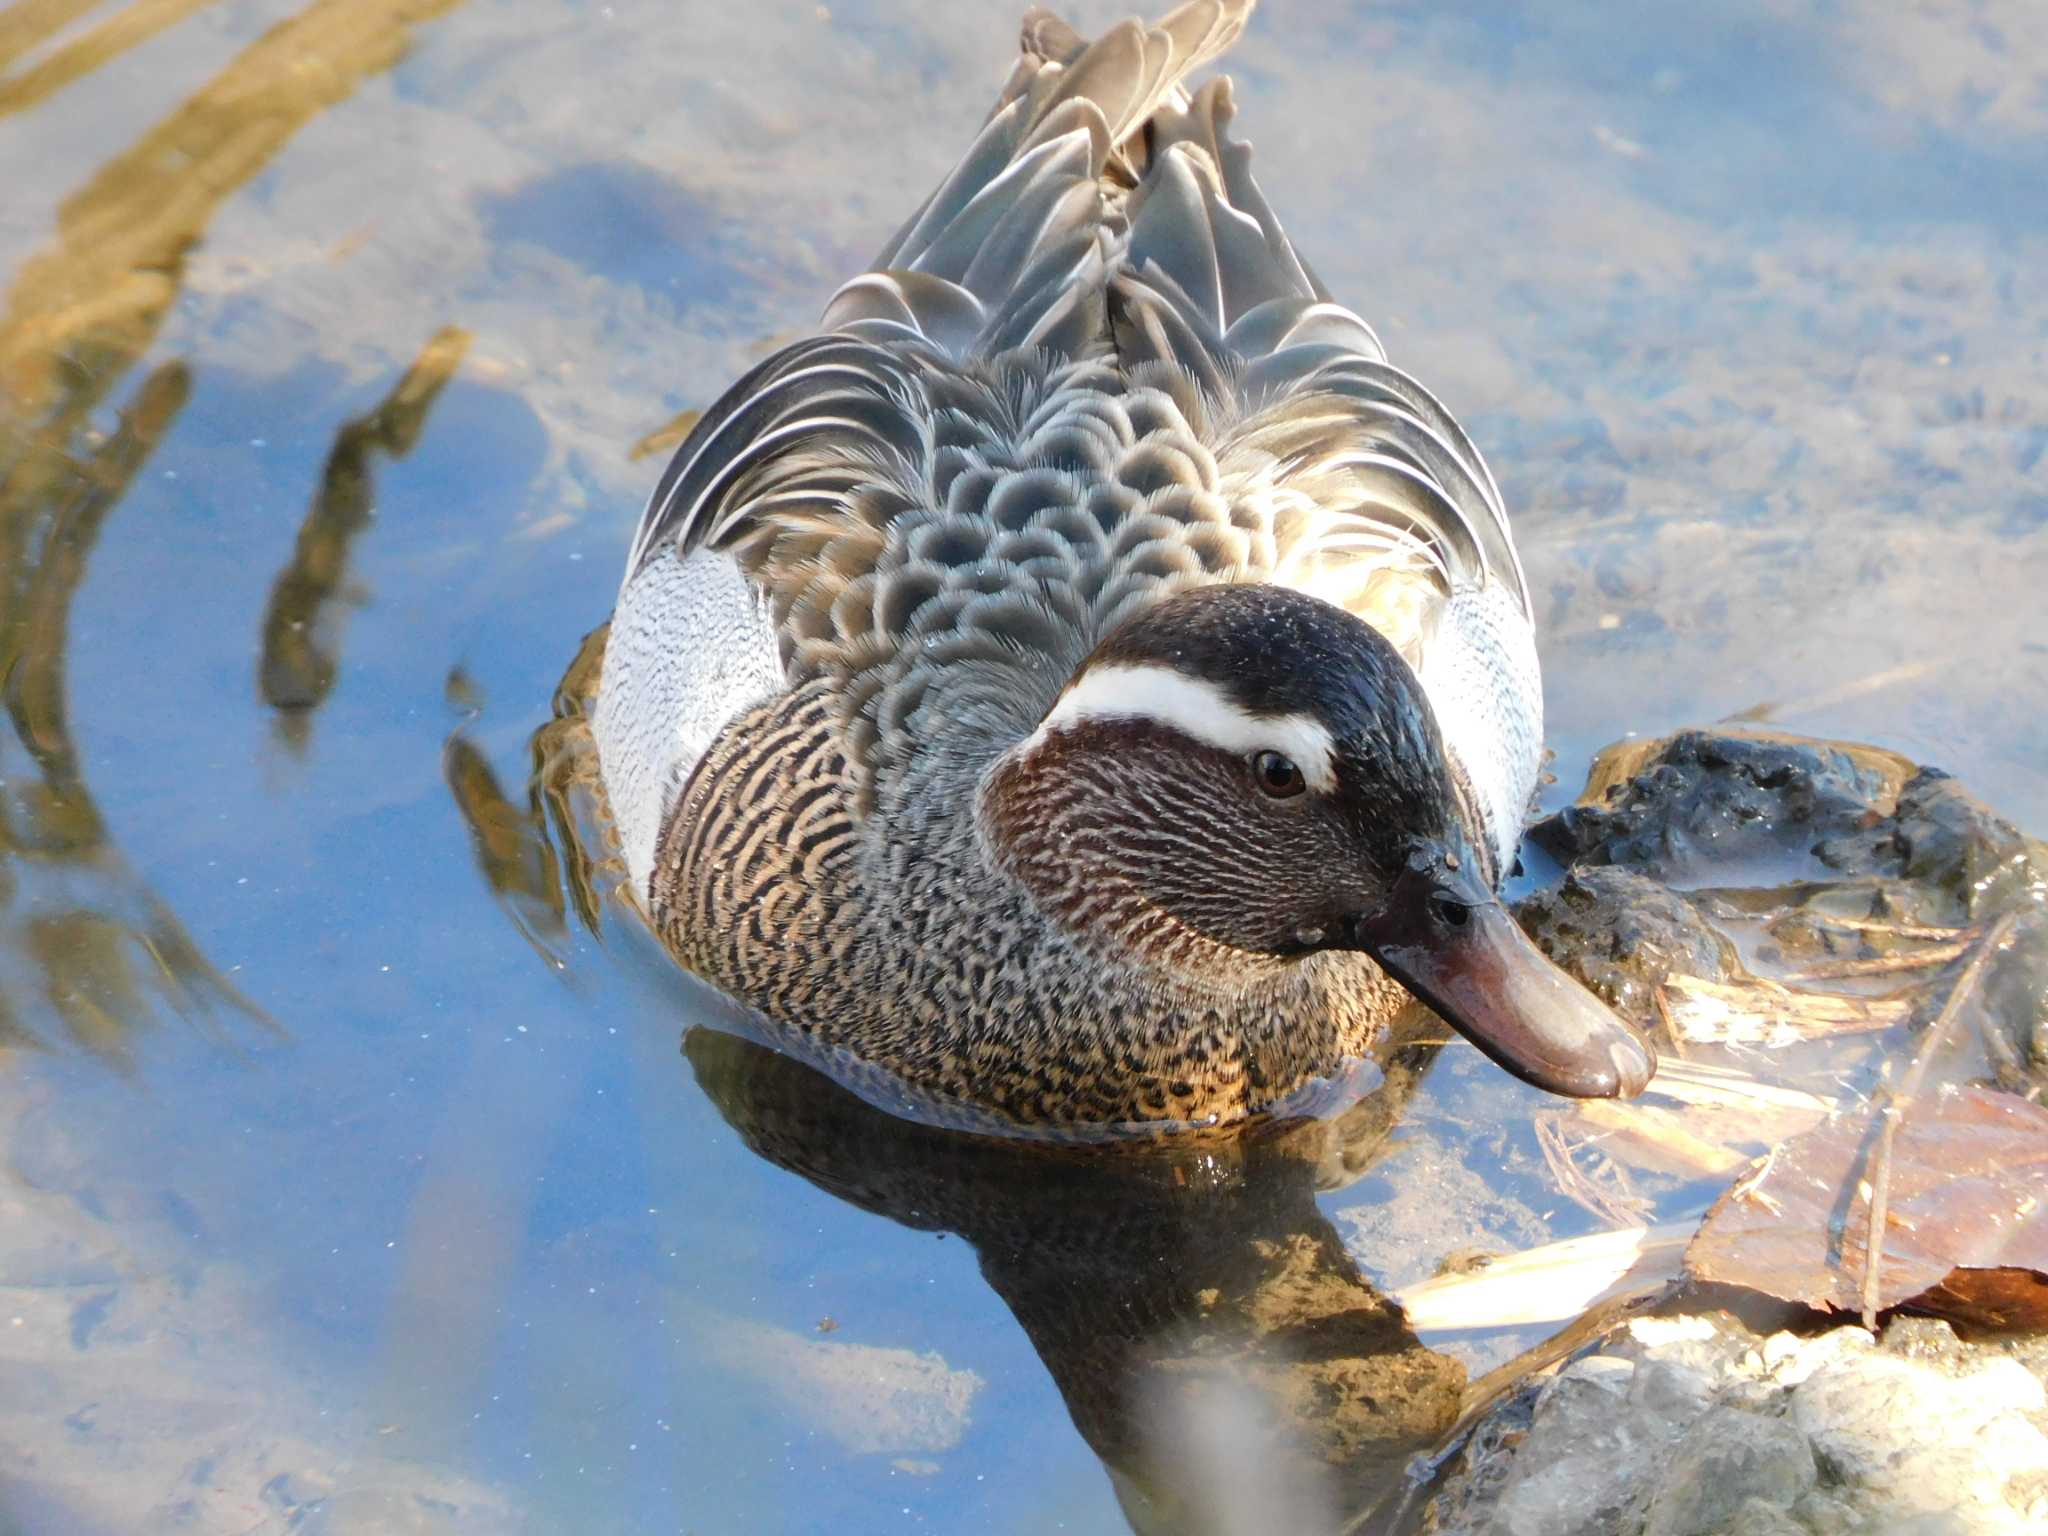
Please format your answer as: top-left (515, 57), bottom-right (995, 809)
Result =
top-left (1366, 895), bottom-right (1657, 1099)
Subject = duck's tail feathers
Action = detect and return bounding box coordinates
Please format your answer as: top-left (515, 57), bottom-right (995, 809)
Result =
top-left (999, 1), bottom-right (1253, 150)
top-left (825, 1), bottom-right (1255, 362)
top-left (1110, 74), bottom-right (1339, 391)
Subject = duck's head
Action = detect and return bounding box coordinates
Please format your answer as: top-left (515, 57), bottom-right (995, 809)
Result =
top-left (981, 584), bottom-right (1655, 1099)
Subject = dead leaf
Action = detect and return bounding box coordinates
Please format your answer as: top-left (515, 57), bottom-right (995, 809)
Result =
top-left (1685, 1083), bottom-right (2048, 1326)
top-left (1909, 1268), bottom-right (2048, 1330)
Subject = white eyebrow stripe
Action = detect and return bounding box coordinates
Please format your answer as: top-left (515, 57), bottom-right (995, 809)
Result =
top-left (1038, 664), bottom-right (1338, 792)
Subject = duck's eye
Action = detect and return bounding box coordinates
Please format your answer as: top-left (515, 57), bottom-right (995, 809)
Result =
top-left (1251, 750), bottom-right (1306, 799)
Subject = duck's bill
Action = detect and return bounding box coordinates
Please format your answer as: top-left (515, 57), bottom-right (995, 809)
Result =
top-left (1368, 898), bottom-right (1657, 1099)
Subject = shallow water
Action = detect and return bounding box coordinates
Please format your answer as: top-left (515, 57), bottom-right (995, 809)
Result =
top-left (1, 1), bottom-right (2044, 1531)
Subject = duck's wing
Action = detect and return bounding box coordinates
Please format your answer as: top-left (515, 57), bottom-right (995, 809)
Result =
top-left (617, 2), bottom-right (1269, 787)
top-left (625, 1), bottom-right (1253, 586)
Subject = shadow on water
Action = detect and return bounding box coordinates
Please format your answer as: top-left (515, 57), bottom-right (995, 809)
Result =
top-left (685, 1019), bottom-right (1472, 1536)
top-left (0, 0), bottom-right (470, 1061)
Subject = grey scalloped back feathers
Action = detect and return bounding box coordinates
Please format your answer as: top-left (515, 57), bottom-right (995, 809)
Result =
top-left (590, 0), bottom-right (1635, 1128)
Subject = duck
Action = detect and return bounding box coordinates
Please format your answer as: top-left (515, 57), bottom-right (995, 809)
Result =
top-left (591, 0), bottom-right (1656, 1129)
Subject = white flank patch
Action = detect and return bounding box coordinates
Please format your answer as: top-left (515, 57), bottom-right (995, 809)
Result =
top-left (1038, 664), bottom-right (1337, 791)
top-left (594, 546), bottom-right (783, 900)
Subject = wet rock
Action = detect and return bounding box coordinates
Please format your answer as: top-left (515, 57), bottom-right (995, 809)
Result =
top-left (1426, 1314), bottom-right (2048, 1536)
top-left (1523, 726), bottom-right (2048, 1091)
top-left (1981, 909), bottom-right (2048, 1094)
top-left (1817, 768), bottom-right (2048, 923)
top-left (1641, 1405), bottom-right (1816, 1536)
top-left (1814, 765), bottom-right (2048, 1095)
top-left (1478, 1355), bottom-right (1664, 1535)
top-left (1792, 1337), bottom-right (2048, 1529)
top-left (1826, 765), bottom-right (2048, 909)
top-left (1516, 867), bottom-right (1734, 1025)
top-left (1528, 730), bottom-right (1914, 884)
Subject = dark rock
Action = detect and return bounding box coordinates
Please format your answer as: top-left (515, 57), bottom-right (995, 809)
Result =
top-left (1521, 727), bottom-right (2046, 1091)
top-left (1817, 767), bottom-right (2048, 922)
top-left (1516, 866), bottom-right (1734, 1025)
top-left (1984, 910), bottom-right (2048, 1092)
top-left (1806, 767), bottom-right (2048, 1091)
top-left (1527, 729), bottom-right (1913, 884)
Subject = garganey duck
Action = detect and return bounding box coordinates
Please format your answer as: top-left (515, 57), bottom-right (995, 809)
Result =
top-left (593, 0), bottom-right (1656, 1128)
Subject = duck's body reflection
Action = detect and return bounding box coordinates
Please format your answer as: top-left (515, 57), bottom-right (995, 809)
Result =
top-left (685, 1016), bottom-right (1465, 1536)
